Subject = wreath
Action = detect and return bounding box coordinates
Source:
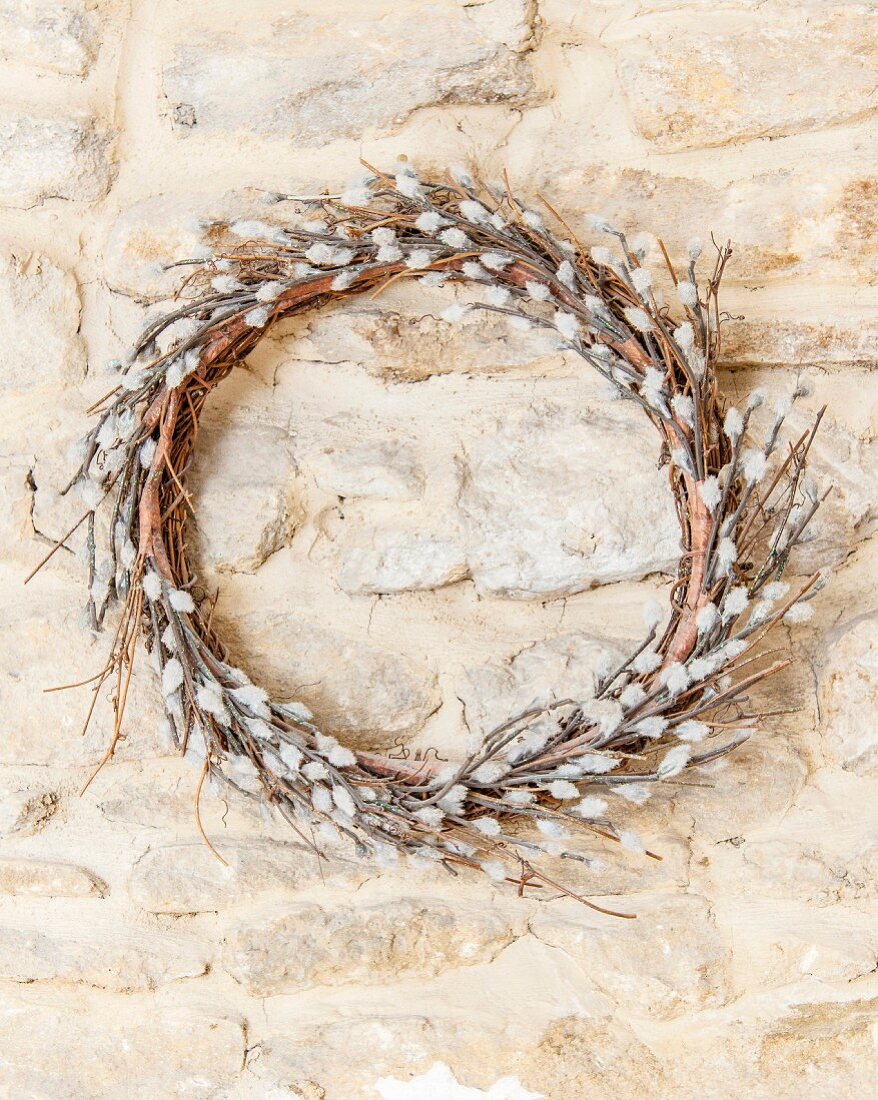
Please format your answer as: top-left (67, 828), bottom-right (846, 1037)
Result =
top-left (37, 163), bottom-right (827, 918)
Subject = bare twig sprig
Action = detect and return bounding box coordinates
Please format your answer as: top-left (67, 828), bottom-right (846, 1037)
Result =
top-left (40, 164), bottom-right (828, 916)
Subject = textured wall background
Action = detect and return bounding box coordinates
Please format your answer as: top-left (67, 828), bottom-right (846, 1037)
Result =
top-left (2, 1), bottom-right (878, 1097)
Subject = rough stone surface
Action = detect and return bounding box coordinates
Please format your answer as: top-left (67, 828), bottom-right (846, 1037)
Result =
top-left (0, 786), bottom-right (58, 836)
top-left (129, 839), bottom-right (366, 914)
top-left (0, 913), bottom-right (210, 991)
top-left (0, 994), bottom-right (246, 1097)
top-left (162, 1), bottom-right (536, 141)
top-left (334, 526), bottom-right (469, 595)
top-left (0, 0), bottom-right (99, 76)
top-left (190, 423), bottom-right (304, 574)
top-left (308, 440), bottom-right (425, 500)
top-left (220, 609), bottom-right (441, 748)
top-left (1, 2), bottom-right (877, 1096)
top-left (221, 895), bottom-right (525, 995)
top-left (616, 12), bottom-right (878, 151)
top-left (459, 631), bottom-right (622, 739)
top-left (0, 857), bottom-right (107, 897)
top-left (819, 617), bottom-right (878, 775)
top-left (0, 109), bottom-right (112, 207)
top-left (459, 403), bottom-right (679, 597)
top-left (0, 253), bottom-right (85, 391)
top-left (531, 892), bottom-right (727, 1018)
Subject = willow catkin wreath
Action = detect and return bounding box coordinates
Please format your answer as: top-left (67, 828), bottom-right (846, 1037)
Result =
top-left (43, 163), bottom-right (828, 917)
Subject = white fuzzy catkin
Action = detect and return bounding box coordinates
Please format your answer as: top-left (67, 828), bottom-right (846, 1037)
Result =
top-left (658, 744), bottom-right (691, 778)
top-left (255, 281), bottom-right (284, 302)
top-left (643, 598), bottom-right (664, 630)
top-left (574, 796), bottom-right (608, 818)
top-left (168, 588), bottom-right (195, 613)
top-left (279, 742), bottom-right (303, 774)
top-left (481, 252), bottom-right (511, 271)
top-left (441, 303), bottom-right (471, 323)
top-left (674, 322), bottom-right (695, 353)
top-left (548, 779), bottom-right (580, 800)
top-left (230, 684), bottom-right (271, 719)
top-left (557, 260), bottom-right (576, 289)
top-left (783, 601), bottom-right (814, 624)
top-left (244, 306), bottom-right (270, 328)
top-left (462, 261), bottom-right (487, 281)
top-left (394, 173), bottom-right (423, 199)
top-left (525, 279), bottom-right (551, 301)
top-left (405, 249), bottom-right (433, 270)
top-left (676, 280), bottom-right (698, 308)
top-left (716, 536), bottom-right (737, 574)
top-left (415, 211), bottom-right (445, 233)
top-left (617, 783), bottom-right (652, 805)
top-left (473, 816), bottom-right (502, 837)
top-left (662, 662), bottom-right (690, 696)
top-left (554, 311), bottom-right (579, 341)
top-left (459, 200), bottom-right (490, 223)
top-left (633, 650), bottom-right (662, 674)
top-left (439, 227), bottom-right (470, 249)
top-left (330, 270), bottom-right (357, 291)
top-left (305, 242), bottom-right (354, 267)
top-left (162, 658), bottom-right (184, 697)
top-left (620, 683), bottom-right (647, 710)
top-left (675, 719), bottom-right (710, 743)
top-left (724, 407), bottom-right (744, 440)
top-left (698, 476), bottom-right (722, 511)
top-left (671, 393), bottom-right (695, 427)
top-left (485, 285), bottom-right (512, 308)
top-left (578, 754), bottom-right (620, 774)
top-left (332, 785), bottom-right (357, 818)
top-left (722, 586), bottom-right (750, 620)
top-left (635, 716), bottom-right (668, 739)
top-left (696, 602), bottom-right (719, 634)
top-left (624, 306), bottom-right (653, 332)
top-left (761, 580), bottom-right (790, 601)
top-left (142, 571), bottom-right (162, 601)
top-left (340, 180), bottom-right (371, 206)
top-left (742, 448), bottom-right (768, 484)
top-left (632, 267), bottom-right (652, 297)
top-left (197, 682), bottom-right (229, 723)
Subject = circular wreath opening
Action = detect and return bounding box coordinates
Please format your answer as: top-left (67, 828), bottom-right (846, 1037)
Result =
top-left (48, 163), bottom-right (828, 917)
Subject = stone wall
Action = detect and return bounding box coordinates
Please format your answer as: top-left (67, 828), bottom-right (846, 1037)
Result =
top-left (2, 1), bottom-right (877, 1097)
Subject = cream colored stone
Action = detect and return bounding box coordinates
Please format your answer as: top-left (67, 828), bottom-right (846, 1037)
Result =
top-left (217, 608), bottom-right (441, 748)
top-left (0, 787), bottom-right (58, 836)
top-left (221, 894), bottom-right (526, 995)
top-left (459, 402), bottom-right (679, 597)
top-left (819, 617), bottom-right (878, 775)
top-left (0, 910), bottom-right (210, 991)
top-left (307, 440), bottom-right (425, 501)
top-left (531, 892), bottom-right (727, 1018)
top-left (516, 1015), bottom-right (672, 1098)
top-left (129, 838), bottom-right (366, 914)
top-left (190, 422), bottom-right (304, 574)
top-left (334, 526), bottom-right (469, 595)
top-left (0, 991), bottom-right (246, 1097)
top-left (162, 0), bottom-right (536, 142)
top-left (615, 12), bottom-right (878, 150)
top-left (0, 109), bottom-right (112, 207)
top-left (459, 631), bottom-right (622, 739)
top-left (0, 0), bottom-right (99, 76)
top-left (0, 857), bottom-right (107, 897)
top-left (0, 254), bottom-right (85, 391)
